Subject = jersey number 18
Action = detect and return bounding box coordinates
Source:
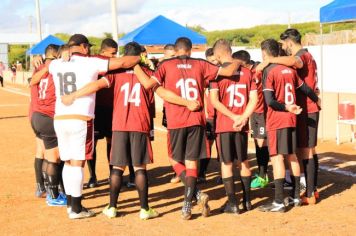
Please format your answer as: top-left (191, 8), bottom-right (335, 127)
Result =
top-left (58, 72), bottom-right (77, 95)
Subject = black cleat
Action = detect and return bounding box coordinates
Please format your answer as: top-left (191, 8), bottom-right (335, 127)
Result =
top-left (181, 201), bottom-right (192, 220)
top-left (87, 177), bottom-right (98, 188)
top-left (243, 201), bottom-right (252, 211)
top-left (258, 201), bottom-right (286, 213)
top-left (221, 202), bottom-right (240, 214)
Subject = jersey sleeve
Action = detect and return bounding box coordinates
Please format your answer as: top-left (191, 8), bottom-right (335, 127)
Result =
top-left (89, 57), bottom-right (109, 74)
top-left (262, 71), bottom-right (274, 91)
top-left (152, 63), bottom-right (166, 85)
top-left (202, 60), bottom-right (220, 81)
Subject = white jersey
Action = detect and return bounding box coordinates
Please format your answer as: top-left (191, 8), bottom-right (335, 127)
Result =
top-left (49, 54), bottom-right (108, 118)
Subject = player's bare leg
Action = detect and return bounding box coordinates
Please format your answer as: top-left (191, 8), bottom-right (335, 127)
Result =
top-left (34, 137), bottom-right (46, 198)
top-left (238, 160), bottom-right (252, 211)
top-left (221, 162), bottom-right (239, 214)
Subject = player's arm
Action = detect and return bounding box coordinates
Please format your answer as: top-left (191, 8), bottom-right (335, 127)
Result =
top-left (218, 60), bottom-right (242, 77)
top-left (263, 90), bottom-right (302, 114)
top-left (133, 64), bottom-right (159, 89)
top-left (61, 77), bottom-right (110, 106)
top-left (297, 83), bottom-right (321, 107)
top-left (155, 86), bottom-right (201, 111)
top-left (108, 56), bottom-right (140, 71)
top-left (29, 66), bottom-right (48, 86)
top-left (234, 90), bottom-right (258, 130)
top-left (268, 56), bottom-right (303, 69)
top-left (209, 89), bottom-right (238, 120)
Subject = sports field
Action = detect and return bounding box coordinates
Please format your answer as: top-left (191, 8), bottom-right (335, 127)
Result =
top-left (1, 84), bottom-right (355, 236)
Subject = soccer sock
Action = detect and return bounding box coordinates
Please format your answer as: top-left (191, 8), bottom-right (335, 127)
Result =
top-left (106, 142), bottom-right (112, 171)
top-left (313, 154), bottom-right (319, 190)
top-left (87, 146), bottom-right (97, 179)
top-left (300, 173), bottom-right (306, 187)
top-left (222, 176), bottom-right (237, 205)
top-left (285, 170), bottom-right (292, 184)
top-left (47, 162), bottom-right (60, 199)
top-left (259, 146), bottom-right (270, 177)
top-left (42, 159), bottom-right (49, 192)
top-left (128, 165), bottom-right (135, 183)
top-left (109, 169), bottom-right (123, 208)
top-left (240, 176), bottom-right (251, 202)
top-left (290, 176), bottom-right (301, 199)
top-left (70, 166), bottom-right (84, 213)
top-left (303, 159), bottom-right (315, 198)
top-left (62, 164), bottom-right (71, 208)
top-left (199, 158), bottom-right (210, 178)
top-left (255, 145), bottom-right (262, 175)
top-left (34, 157), bottom-right (45, 191)
top-left (184, 169), bottom-right (197, 202)
top-left (58, 161), bottom-right (65, 194)
top-left (135, 169), bottom-right (149, 210)
top-left (173, 162), bottom-right (186, 184)
top-left (274, 178), bottom-right (284, 204)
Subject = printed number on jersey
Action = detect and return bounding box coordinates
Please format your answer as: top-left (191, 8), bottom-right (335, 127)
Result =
top-left (176, 78), bottom-right (198, 100)
top-left (285, 83), bottom-right (294, 105)
top-left (226, 84), bottom-right (246, 107)
top-left (38, 78), bottom-right (49, 99)
top-left (121, 82), bottom-right (141, 106)
top-left (58, 72), bottom-right (77, 95)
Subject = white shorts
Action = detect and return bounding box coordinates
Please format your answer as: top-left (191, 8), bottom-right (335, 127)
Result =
top-left (54, 119), bottom-right (94, 161)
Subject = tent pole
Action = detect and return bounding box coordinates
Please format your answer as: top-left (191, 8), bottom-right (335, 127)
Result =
top-left (111, 0), bottom-right (119, 56)
top-left (35, 0), bottom-right (42, 41)
top-left (320, 23), bottom-right (325, 141)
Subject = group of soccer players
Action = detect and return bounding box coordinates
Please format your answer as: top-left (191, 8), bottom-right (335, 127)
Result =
top-left (29, 27), bottom-right (321, 220)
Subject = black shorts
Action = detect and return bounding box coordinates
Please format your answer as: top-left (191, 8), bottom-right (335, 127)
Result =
top-left (150, 117), bottom-right (154, 141)
top-left (216, 132), bottom-right (248, 163)
top-left (111, 131), bottom-right (153, 167)
top-left (251, 112), bottom-right (267, 139)
top-left (31, 112), bottom-right (58, 149)
top-left (167, 126), bottom-right (208, 162)
top-left (206, 118), bottom-right (216, 140)
top-left (297, 112), bottom-right (319, 148)
top-left (267, 128), bottom-right (297, 156)
top-left (94, 106), bottom-right (113, 140)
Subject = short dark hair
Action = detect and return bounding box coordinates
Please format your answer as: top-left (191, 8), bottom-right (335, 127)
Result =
top-left (280, 28), bottom-right (302, 44)
top-left (175, 37), bottom-right (192, 51)
top-left (261, 39), bottom-right (279, 57)
top-left (100, 38), bottom-right (118, 50)
top-left (45, 44), bottom-right (60, 58)
top-left (213, 39), bottom-right (232, 54)
top-left (205, 48), bottom-right (214, 58)
top-left (164, 44), bottom-right (175, 51)
top-left (124, 42), bottom-right (142, 56)
top-left (232, 50), bottom-right (251, 63)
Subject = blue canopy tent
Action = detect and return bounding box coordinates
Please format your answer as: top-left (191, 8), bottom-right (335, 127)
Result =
top-left (27, 35), bottom-right (64, 55)
top-left (319, 0), bottom-right (356, 140)
top-left (118, 15), bottom-right (207, 46)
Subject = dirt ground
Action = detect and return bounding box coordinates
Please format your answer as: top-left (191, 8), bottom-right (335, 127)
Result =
top-left (0, 84), bottom-right (355, 236)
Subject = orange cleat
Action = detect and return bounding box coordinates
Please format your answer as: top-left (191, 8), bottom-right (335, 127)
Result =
top-left (302, 195), bottom-right (316, 205)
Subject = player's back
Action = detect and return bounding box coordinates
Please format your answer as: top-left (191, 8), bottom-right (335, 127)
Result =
top-left (36, 64), bottom-right (56, 117)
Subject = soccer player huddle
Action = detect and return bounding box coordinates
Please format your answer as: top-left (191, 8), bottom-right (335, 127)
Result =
top-left (29, 28), bottom-right (321, 220)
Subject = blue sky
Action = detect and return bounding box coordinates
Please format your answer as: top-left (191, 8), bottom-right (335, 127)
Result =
top-left (0, 0), bottom-right (332, 36)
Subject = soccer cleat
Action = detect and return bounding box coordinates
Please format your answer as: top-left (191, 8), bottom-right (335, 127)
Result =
top-left (139, 208), bottom-right (159, 220)
top-left (284, 197), bottom-right (302, 207)
top-left (46, 193), bottom-right (67, 207)
top-left (67, 207), bottom-right (72, 214)
top-left (301, 195), bottom-right (316, 205)
top-left (250, 174), bottom-right (269, 188)
top-left (87, 177), bottom-right (98, 188)
top-left (314, 190), bottom-right (320, 199)
top-left (221, 202), bottom-right (240, 214)
top-left (69, 207), bottom-right (95, 219)
top-left (35, 188), bottom-right (47, 198)
top-left (258, 201), bottom-right (286, 213)
top-left (102, 205), bottom-right (117, 219)
top-left (170, 174), bottom-right (180, 184)
top-left (243, 201), bottom-right (252, 211)
top-left (181, 201), bottom-right (192, 220)
top-left (196, 191), bottom-right (210, 217)
top-left (126, 181), bottom-right (136, 188)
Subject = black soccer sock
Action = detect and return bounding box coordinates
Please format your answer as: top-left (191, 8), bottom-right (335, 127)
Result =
top-left (303, 159), bottom-right (315, 198)
top-left (313, 154), bottom-right (319, 190)
top-left (290, 176), bottom-right (301, 199)
top-left (109, 169), bottom-right (124, 208)
top-left (71, 196), bottom-right (82, 214)
top-left (179, 170), bottom-right (187, 185)
top-left (87, 146), bottom-right (97, 179)
top-left (106, 142), bottom-right (113, 171)
top-left (222, 177), bottom-right (237, 205)
top-left (47, 162), bottom-right (60, 199)
top-left (66, 195), bottom-right (72, 208)
top-left (135, 169), bottom-right (149, 210)
top-left (42, 159), bottom-right (49, 192)
top-left (199, 158), bottom-right (211, 178)
top-left (259, 146), bottom-right (270, 177)
top-left (58, 161), bottom-right (65, 194)
top-left (34, 158), bottom-right (45, 190)
top-left (240, 176), bottom-right (251, 202)
top-left (274, 178), bottom-right (284, 204)
top-left (255, 145), bottom-right (262, 175)
top-left (128, 165), bottom-right (135, 183)
top-left (184, 169), bottom-right (197, 202)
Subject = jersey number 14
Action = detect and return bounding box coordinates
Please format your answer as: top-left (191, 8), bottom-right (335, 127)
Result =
top-left (121, 82), bottom-right (141, 107)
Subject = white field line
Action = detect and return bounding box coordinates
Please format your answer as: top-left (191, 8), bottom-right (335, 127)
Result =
top-left (0, 87), bottom-right (30, 97)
